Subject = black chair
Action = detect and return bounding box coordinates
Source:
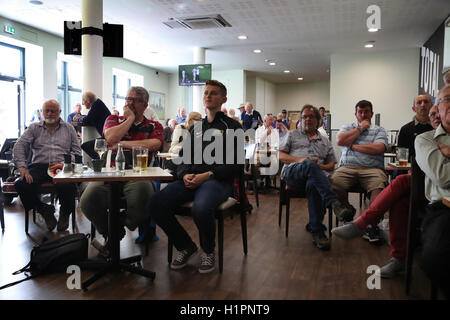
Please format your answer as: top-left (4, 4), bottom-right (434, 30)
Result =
top-left (278, 179), bottom-right (333, 239)
top-left (348, 183), bottom-right (367, 209)
top-left (244, 162), bottom-right (259, 208)
top-left (0, 190), bottom-right (4, 231)
top-left (167, 172), bottom-right (249, 273)
top-left (405, 159), bottom-right (437, 298)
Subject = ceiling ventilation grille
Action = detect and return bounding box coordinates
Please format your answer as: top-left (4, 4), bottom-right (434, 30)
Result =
top-left (163, 14), bottom-right (231, 30)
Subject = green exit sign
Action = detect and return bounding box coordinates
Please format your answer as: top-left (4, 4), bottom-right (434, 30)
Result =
top-left (4, 25), bottom-right (16, 35)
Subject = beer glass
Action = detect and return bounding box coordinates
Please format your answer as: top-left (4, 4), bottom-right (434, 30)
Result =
top-left (396, 147), bottom-right (409, 166)
top-left (132, 147), bottom-right (149, 172)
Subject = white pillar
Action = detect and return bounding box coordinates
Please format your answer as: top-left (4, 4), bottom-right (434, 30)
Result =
top-left (192, 47), bottom-right (205, 113)
top-left (81, 0), bottom-right (103, 162)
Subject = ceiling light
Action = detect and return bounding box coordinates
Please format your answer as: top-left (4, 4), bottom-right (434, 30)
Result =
top-left (253, 49), bottom-right (262, 53)
top-left (29, 0), bottom-right (43, 4)
top-left (368, 28), bottom-right (378, 32)
top-left (283, 70), bottom-right (290, 73)
top-left (238, 35), bottom-right (247, 40)
top-left (298, 77), bottom-right (303, 80)
top-left (364, 41), bottom-right (375, 48)
top-left (269, 62), bottom-right (276, 66)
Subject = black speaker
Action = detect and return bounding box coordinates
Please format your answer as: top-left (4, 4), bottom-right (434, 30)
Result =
top-left (64, 21), bottom-right (82, 55)
top-left (103, 23), bottom-right (123, 58)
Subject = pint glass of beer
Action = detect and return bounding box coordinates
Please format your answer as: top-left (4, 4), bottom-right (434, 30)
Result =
top-left (132, 147), bottom-right (149, 172)
top-left (396, 147), bottom-right (409, 166)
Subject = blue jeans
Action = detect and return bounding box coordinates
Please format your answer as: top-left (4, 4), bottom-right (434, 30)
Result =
top-left (149, 179), bottom-right (232, 254)
top-left (284, 160), bottom-right (337, 234)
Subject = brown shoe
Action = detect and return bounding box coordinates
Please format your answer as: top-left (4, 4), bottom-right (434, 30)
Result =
top-left (312, 232), bottom-right (331, 251)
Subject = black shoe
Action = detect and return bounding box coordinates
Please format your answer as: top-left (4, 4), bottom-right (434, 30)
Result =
top-left (362, 225), bottom-right (385, 246)
top-left (331, 200), bottom-right (354, 222)
top-left (57, 212), bottom-right (70, 232)
top-left (305, 223), bottom-right (327, 233)
top-left (312, 232), bottom-right (331, 251)
top-left (38, 203), bottom-right (57, 231)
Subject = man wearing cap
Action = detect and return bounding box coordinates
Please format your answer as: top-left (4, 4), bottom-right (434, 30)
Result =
top-left (280, 109), bottom-right (289, 128)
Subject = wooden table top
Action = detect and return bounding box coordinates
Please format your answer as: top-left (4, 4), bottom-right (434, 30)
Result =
top-left (53, 167), bottom-right (174, 183)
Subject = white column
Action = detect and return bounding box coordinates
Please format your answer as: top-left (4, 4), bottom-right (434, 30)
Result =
top-left (81, 0), bottom-right (103, 162)
top-left (192, 47), bottom-right (205, 113)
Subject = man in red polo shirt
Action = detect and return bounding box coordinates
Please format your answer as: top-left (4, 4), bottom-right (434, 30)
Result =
top-left (80, 86), bottom-right (164, 254)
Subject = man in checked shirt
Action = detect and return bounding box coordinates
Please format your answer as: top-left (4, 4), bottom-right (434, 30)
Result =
top-left (13, 99), bottom-right (82, 232)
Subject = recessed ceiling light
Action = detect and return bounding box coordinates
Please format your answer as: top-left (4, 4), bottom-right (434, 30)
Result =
top-left (253, 49), bottom-right (262, 53)
top-left (368, 28), bottom-right (378, 32)
top-left (269, 62), bottom-right (276, 66)
top-left (238, 35), bottom-right (247, 40)
top-left (283, 70), bottom-right (290, 73)
top-left (364, 41), bottom-right (375, 48)
top-left (29, 0), bottom-right (43, 4)
top-left (298, 77), bottom-right (303, 80)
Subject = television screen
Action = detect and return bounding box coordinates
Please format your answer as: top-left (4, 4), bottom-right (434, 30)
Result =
top-left (179, 64), bottom-right (212, 86)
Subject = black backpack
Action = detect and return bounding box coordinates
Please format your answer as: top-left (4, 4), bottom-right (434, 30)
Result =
top-left (0, 233), bottom-right (89, 290)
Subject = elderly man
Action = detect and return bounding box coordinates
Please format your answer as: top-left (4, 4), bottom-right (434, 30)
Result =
top-left (414, 85), bottom-right (450, 298)
top-left (443, 67), bottom-right (450, 86)
top-left (73, 91), bottom-right (111, 159)
top-left (67, 102), bottom-right (84, 138)
top-left (80, 86), bottom-right (164, 254)
top-left (256, 114), bottom-right (279, 148)
top-left (241, 102), bottom-right (263, 131)
top-left (229, 108), bottom-right (240, 122)
top-left (332, 104), bottom-right (442, 278)
top-left (176, 107), bottom-right (187, 124)
top-left (221, 106), bottom-right (228, 116)
top-left (13, 100), bottom-right (81, 231)
top-left (331, 100), bottom-right (388, 228)
top-left (397, 94), bottom-right (433, 160)
top-left (279, 104), bottom-right (344, 250)
top-left (150, 80), bottom-right (242, 274)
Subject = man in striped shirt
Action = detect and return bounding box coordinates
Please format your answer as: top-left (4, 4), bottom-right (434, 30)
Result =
top-left (331, 100), bottom-right (388, 229)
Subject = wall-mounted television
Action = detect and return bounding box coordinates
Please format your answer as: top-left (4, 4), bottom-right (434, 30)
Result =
top-left (178, 64), bottom-right (212, 86)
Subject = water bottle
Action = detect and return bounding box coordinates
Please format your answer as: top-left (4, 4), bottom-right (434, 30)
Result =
top-left (74, 154), bottom-right (84, 174)
top-left (115, 143), bottom-right (126, 172)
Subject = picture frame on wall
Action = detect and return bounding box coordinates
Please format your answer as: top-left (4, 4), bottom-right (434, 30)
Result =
top-left (149, 91), bottom-right (165, 120)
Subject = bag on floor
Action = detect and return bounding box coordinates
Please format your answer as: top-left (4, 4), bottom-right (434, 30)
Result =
top-left (0, 233), bottom-right (89, 290)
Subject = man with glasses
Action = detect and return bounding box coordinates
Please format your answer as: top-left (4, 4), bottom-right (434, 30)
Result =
top-left (279, 104), bottom-right (344, 250)
top-left (415, 85), bottom-right (450, 298)
top-left (397, 94), bottom-right (433, 160)
top-left (330, 100), bottom-right (388, 243)
top-left (332, 104), bottom-right (442, 279)
top-left (13, 99), bottom-right (81, 231)
top-left (80, 86), bottom-right (164, 256)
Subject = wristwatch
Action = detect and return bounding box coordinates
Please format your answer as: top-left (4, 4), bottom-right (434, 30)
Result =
top-left (356, 125), bottom-right (363, 133)
top-left (208, 171), bottom-right (215, 179)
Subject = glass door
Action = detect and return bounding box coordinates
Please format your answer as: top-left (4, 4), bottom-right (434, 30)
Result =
top-left (0, 80), bottom-right (22, 144)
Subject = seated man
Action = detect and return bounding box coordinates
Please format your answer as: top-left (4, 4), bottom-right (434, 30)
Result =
top-left (73, 91), bottom-right (111, 159)
top-left (256, 114), bottom-right (279, 148)
top-left (149, 80), bottom-right (242, 274)
top-left (331, 100), bottom-right (388, 238)
top-left (67, 102), bottom-right (84, 139)
top-left (279, 104), bottom-right (344, 251)
top-left (415, 85), bottom-right (450, 298)
top-left (331, 104), bottom-right (441, 278)
top-left (80, 86), bottom-right (164, 253)
top-left (13, 99), bottom-right (81, 231)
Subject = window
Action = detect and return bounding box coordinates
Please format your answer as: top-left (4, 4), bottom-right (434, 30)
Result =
top-left (112, 68), bottom-right (143, 115)
top-left (57, 54), bottom-right (82, 120)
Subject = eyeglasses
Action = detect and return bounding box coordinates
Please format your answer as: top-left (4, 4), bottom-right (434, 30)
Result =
top-left (437, 96), bottom-right (450, 106)
top-left (302, 115), bottom-right (316, 120)
top-left (125, 97), bottom-right (145, 103)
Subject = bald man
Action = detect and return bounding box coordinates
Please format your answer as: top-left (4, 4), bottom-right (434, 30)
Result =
top-left (397, 94), bottom-right (433, 160)
top-left (13, 100), bottom-right (82, 232)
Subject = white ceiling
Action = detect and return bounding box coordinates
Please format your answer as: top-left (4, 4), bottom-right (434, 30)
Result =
top-left (0, 0), bottom-right (449, 83)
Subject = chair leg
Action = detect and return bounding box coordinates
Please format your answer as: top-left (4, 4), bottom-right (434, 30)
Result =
top-left (253, 174), bottom-right (259, 208)
top-left (25, 209), bottom-right (30, 234)
top-left (90, 223), bottom-right (96, 241)
top-left (240, 206), bottom-right (248, 255)
top-left (278, 193), bottom-right (283, 227)
top-left (168, 239), bottom-right (173, 265)
top-left (217, 214), bottom-right (224, 273)
top-left (328, 206), bottom-right (332, 238)
top-left (359, 192), bottom-right (363, 208)
top-left (285, 194), bottom-right (290, 237)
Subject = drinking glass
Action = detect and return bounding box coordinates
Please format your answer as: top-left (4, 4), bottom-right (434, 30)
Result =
top-left (94, 138), bottom-right (107, 159)
top-left (132, 147), bottom-right (149, 172)
top-left (396, 147), bottom-right (409, 166)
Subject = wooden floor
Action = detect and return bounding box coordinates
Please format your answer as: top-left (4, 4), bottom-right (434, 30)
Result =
top-left (0, 188), bottom-right (433, 300)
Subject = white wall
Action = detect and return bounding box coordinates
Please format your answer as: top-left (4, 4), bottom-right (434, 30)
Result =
top-left (276, 81), bottom-right (330, 114)
top-left (212, 69), bottom-right (245, 111)
top-left (330, 48), bottom-right (419, 131)
top-left (245, 75), bottom-right (276, 116)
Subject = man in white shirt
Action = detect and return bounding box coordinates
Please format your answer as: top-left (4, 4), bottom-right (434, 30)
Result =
top-left (415, 85), bottom-right (450, 298)
top-left (255, 114), bottom-right (280, 148)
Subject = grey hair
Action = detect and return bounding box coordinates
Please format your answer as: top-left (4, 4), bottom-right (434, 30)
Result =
top-left (128, 86), bottom-right (149, 104)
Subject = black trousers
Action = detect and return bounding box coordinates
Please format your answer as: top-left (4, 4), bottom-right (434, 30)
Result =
top-left (81, 138), bottom-right (100, 160)
top-left (14, 163), bottom-right (76, 216)
top-left (421, 202), bottom-right (450, 299)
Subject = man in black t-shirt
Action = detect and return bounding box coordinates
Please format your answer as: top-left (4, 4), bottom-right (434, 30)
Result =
top-left (397, 94), bottom-right (433, 160)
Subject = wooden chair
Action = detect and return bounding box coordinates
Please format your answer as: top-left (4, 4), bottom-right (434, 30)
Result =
top-left (167, 171), bottom-right (249, 273)
top-left (278, 179), bottom-right (333, 239)
top-left (405, 159), bottom-right (437, 298)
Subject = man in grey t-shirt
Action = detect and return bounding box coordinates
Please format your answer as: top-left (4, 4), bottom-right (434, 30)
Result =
top-left (279, 104), bottom-right (346, 251)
